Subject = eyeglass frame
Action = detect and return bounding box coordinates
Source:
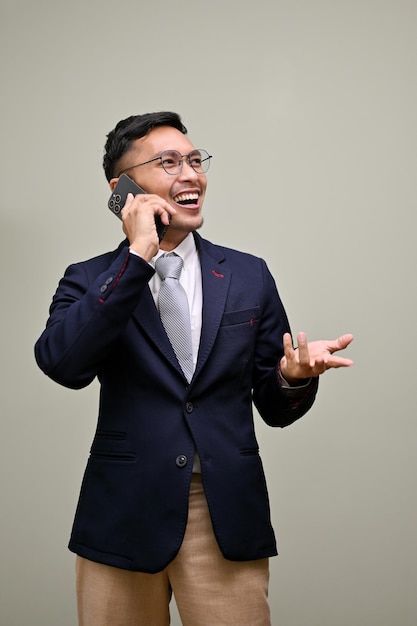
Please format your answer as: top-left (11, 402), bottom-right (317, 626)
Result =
top-left (116, 149), bottom-right (212, 178)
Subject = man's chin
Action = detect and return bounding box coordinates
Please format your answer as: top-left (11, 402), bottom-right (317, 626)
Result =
top-left (174, 213), bottom-right (204, 233)
top-left (194, 216), bottom-right (204, 231)
top-left (160, 216), bottom-right (203, 250)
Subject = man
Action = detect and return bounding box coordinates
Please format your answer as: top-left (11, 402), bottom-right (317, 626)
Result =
top-left (35, 111), bottom-right (353, 626)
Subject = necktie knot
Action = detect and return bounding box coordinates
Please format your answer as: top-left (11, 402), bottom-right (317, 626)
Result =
top-left (155, 253), bottom-right (183, 281)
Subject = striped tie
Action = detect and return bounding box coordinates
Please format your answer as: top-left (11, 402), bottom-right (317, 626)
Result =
top-left (155, 253), bottom-right (193, 383)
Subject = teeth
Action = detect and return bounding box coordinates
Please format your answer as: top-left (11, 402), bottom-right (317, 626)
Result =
top-left (174, 192), bottom-right (199, 203)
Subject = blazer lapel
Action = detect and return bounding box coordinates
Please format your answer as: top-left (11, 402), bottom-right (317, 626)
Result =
top-left (193, 236), bottom-right (231, 379)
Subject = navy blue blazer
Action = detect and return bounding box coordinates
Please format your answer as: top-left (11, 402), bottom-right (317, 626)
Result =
top-left (35, 232), bottom-right (318, 573)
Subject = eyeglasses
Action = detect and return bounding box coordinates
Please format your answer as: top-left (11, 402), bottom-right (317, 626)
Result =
top-left (117, 149), bottom-right (212, 177)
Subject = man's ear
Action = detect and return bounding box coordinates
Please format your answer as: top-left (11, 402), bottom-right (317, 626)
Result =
top-left (109, 178), bottom-right (119, 191)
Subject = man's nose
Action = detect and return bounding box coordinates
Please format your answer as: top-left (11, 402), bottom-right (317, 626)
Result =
top-left (178, 159), bottom-right (199, 180)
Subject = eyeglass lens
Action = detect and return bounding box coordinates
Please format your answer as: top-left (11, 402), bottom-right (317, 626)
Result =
top-left (160, 150), bottom-right (211, 174)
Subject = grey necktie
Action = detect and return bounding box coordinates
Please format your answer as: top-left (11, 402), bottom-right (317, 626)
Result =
top-left (155, 253), bottom-right (193, 383)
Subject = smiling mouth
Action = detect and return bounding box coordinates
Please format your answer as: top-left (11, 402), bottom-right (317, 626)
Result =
top-left (173, 192), bottom-right (199, 206)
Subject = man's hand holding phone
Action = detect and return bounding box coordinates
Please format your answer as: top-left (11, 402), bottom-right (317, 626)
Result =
top-left (121, 191), bottom-right (174, 260)
top-left (108, 174), bottom-right (175, 261)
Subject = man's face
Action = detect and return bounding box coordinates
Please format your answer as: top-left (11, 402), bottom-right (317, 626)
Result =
top-left (113, 126), bottom-right (208, 246)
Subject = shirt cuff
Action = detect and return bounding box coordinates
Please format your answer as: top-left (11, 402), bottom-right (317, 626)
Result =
top-left (278, 365), bottom-right (312, 394)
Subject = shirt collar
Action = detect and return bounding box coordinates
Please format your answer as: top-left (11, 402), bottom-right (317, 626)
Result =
top-left (152, 232), bottom-right (197, 268)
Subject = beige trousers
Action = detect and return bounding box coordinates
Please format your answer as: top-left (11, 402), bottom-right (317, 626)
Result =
top-left (76, 475), bottom-right (271, 626)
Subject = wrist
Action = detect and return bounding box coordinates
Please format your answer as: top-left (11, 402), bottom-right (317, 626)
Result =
top-left (129, 241), bottom-right (158, 263)
top-left (279, 363), bottom-right (309, 387)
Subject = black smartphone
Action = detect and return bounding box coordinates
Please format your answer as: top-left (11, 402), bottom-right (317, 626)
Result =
top-left (108, 174), bottom-right (168, 242)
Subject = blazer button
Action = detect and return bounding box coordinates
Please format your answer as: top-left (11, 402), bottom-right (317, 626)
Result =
top-left (185, 402), bottom-right (194, 413)
top-left (176, 455), bottom-right (188, 468)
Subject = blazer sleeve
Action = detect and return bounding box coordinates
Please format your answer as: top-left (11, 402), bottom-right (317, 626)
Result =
top-left (34, 247), bottom-right (155, 389)
top-left (251, 259), bottom-right (318, 427)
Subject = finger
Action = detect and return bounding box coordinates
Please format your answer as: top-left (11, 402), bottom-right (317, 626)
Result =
top-left (156, 203), bottom-right (176, 226)
top-left (330, 333), bottom-right (354, 352)
top-left (125, 192), bottom-right (134, 205)
top-left (296, 332), bottom-right (311, 365)
top-left (325, 355), bottom-right (354, 368)
top-left (283, 332), bottom-right (292, 350)
top-left (282, 333), bottom-right (295, 361)
top-left (338, 333), bottom-right (354, 349)
top-left (121, 192), bottom-right (135, 217)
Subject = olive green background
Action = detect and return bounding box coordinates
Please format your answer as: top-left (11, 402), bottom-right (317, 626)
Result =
top-left (1, 1), bottom-right (416, 624)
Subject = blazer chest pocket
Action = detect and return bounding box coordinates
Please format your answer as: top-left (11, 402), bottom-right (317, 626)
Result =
top-left (220, 306), bottom-right (260, 328)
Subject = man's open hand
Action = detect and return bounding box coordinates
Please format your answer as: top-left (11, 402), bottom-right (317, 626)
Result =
top-left (280, 332), bottom-right (354, 384)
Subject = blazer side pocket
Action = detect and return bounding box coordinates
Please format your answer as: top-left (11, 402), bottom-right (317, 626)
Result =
top-left (239, 447), bottom-right (260, 456)
top-left (90, 451), bottom-right (136, 463)
top-left (90, 430), bottom-right (136, 462)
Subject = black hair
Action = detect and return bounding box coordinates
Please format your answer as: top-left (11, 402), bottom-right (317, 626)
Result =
top-left (103, 111), bottom-right (187, 181)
